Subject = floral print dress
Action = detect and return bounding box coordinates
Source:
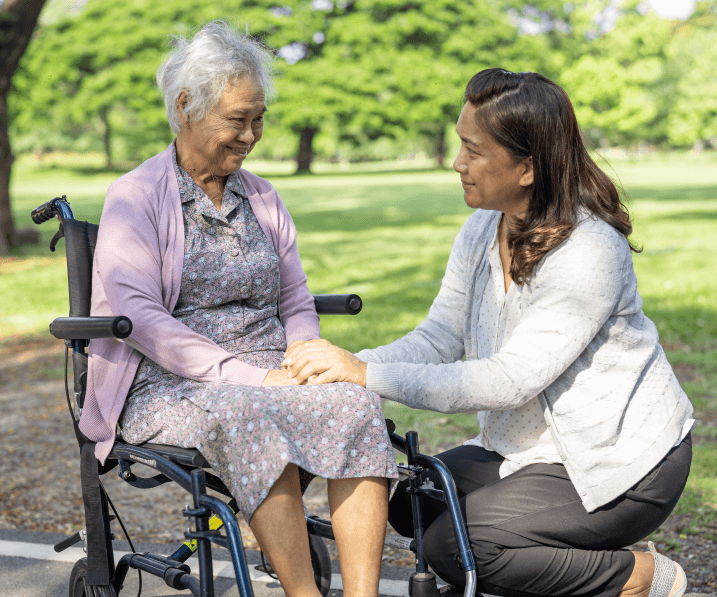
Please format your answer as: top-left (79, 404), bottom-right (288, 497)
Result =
top-left (119, 146), bottom-right (397, 520)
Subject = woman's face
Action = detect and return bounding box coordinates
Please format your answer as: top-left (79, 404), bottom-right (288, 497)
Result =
top-left (453, 102), bottom-right (533, 217)
top-left (178, 76), bottom-right (266, 176)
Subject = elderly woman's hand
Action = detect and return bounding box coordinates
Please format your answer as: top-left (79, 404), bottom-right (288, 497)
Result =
top-left (282, 339), bottom-right (367, 386)
top-left (262, 369), bottom-right (301, 386)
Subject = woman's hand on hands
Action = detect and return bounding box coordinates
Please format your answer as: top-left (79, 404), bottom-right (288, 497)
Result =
top-left (261, 368), bottom-right (300, 387)
top-left (282, 339), bottom-right (367, 387)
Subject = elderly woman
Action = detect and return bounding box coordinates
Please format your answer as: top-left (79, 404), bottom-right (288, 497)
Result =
top-left (284, 69), bottom-right (694, 597)
top-left (79, 21), bottom-right (397, 597)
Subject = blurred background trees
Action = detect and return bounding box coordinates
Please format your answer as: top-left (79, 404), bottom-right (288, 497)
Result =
top-left (2, 0), bottom-right (716, 252)
top-left (1, 0), bottom-right (47, 253)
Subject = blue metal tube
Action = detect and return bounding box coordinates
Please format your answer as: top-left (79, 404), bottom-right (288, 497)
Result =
top-left (406, 431), bottom-right (428, 573)
top-left (191, 470), bottom-right (214, 597)
top-left (54, 199), bottom-right (74, 221)
top-left (200, 494), bottom-right (255, 597)
top-left (414, 453), bottom-right (476, 573)
top-left (53, 199), bottom-right (82, 355)
top-left (112, 444), bottom-right (193, 491)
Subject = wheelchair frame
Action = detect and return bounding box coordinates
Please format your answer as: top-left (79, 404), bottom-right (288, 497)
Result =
top-left (31, 196), bottom-right (478, 597)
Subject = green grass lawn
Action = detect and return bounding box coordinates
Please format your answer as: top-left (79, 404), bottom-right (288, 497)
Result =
top-left (4, 150), bottom-right (717, 536)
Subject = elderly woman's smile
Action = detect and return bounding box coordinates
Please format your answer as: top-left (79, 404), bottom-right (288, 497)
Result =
top-left (175, 76), bottom-right (266, 206)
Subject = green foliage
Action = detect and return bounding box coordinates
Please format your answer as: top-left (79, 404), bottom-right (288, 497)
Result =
top-left (552, 0), bottom-right (672, 145)
top-left (8, 0), bottom-right (717, 168)
top-left (9, 0), bottom-right (535, 168)
top-left (663, 2), bottom-right (717, 146)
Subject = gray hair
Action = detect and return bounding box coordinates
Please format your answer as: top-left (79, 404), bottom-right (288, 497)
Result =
top-left (157, 20), bottom-right (275, 134)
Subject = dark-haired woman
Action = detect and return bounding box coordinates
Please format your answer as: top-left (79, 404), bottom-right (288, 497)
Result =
top-left (282, 69), bottom-right (694, 597)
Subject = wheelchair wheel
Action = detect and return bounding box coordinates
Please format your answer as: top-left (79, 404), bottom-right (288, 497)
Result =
top-left (69, 558), bottom-right (117, 597)
top-left (309, 534), bottom-right (331, 597)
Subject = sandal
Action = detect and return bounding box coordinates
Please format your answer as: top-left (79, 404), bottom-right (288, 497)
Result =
top-left (648, 541), bottom-right (687, 597)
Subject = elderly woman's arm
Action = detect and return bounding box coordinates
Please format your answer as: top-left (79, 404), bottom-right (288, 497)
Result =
top-left (94, 179), bottom-right (310, 387)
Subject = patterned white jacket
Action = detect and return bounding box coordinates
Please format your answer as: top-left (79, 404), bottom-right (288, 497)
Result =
top-left (358, 209), bottom-right (693, 512)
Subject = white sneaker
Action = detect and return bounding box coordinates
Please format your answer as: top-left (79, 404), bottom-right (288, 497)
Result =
top-left (647, 541), bottom-right (687, 597)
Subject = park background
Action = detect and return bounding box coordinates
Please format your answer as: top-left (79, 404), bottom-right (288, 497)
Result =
top-left (1, 0), bottom-right (717, 588)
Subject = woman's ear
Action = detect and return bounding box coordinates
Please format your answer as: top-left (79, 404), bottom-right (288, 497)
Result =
top-left (176, 90), bottom-right (190, 129)
top-left (519, 156), bottom-right (534, 187)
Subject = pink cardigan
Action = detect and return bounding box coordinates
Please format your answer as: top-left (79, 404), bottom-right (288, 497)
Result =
top-left (79, 144), bottom-right (321, 463)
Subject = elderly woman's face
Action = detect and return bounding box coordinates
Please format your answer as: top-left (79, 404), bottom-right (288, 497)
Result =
top-left (181, 76), bottom-right (266, 176)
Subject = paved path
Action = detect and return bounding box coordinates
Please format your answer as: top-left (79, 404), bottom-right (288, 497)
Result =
top-left (1, 529), bottom-right (715, 597)
top-left (0, 529), bottom-right (420, 597)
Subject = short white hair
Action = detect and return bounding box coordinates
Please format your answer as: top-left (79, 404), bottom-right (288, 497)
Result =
top-left (157, 20), bottom-right (275, 134)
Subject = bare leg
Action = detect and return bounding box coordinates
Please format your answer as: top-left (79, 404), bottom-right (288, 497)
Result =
top-left (328, 477), bottom-right (388, 597)
top-left (249, 463), bottom-right (321, 597)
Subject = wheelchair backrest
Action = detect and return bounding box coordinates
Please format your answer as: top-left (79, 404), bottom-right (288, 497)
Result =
top-left (62, 219), bottom-right (99, 318)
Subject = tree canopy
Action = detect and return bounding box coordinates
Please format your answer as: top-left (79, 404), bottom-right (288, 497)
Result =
top-left (8, 0), bottom-right (717, 175)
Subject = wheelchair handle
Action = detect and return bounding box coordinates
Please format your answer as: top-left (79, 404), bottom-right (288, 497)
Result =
top-left (313, 294), bottom-right (362, 315)
top-left (50, 316), bottom-right (133, 340)
top-left (31, 196), bottom-right (73, 224)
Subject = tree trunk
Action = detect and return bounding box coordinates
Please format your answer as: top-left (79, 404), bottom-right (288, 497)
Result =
top-left (0, 0), bottom-right (49, 254)
top-left (435, 127), bottom-right (446, 169)
top-left (0, 93), bottom-right (14, 254)
top-left (296, 127), bottom-right (317, 174)
top-left (100, 107), bottom-right (112, 169)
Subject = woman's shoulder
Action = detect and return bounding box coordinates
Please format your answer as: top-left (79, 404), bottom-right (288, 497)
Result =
top-left (567, 212), bottom-right (630, 256)
top-left (533, 213), bottom-right (631, 284)
top-left (108, 145), bottom-right (174, 199)
top-left (238, 168), bottom-right (279, 199)
top-left (455, 209), bottom-right (502, 248)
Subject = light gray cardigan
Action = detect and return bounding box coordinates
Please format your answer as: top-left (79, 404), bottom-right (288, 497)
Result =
top-left (358, 209), bottom-right (693, 512)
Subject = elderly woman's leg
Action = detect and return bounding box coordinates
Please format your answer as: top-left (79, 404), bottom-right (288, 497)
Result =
top-left (249, 463), bottom-right (322, 597)
top-left (250, 470), bottom-right (388, 597)
top-left (329, 477), bottom-right (388, 597)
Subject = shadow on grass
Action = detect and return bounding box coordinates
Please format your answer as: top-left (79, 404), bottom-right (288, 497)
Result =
top-left (40, 160), bottom-right (447, 180)
top-left (651, 210), bottom-right (717, 222)
top-left (253, 166), bottom-right (449, 179)
top-left (627, 185), bottom-right (717, 202)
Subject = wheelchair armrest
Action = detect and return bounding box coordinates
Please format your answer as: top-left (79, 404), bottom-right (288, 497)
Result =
top-left (313, 294), bottom-right (362, 315)
top-left (50, 316), bottom-right (132, 340)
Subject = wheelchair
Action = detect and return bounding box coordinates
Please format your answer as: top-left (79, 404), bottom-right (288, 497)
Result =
top-left (30, 195), bottom-right (479, 597)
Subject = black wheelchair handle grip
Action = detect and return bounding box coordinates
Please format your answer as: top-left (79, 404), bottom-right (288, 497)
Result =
top-left (50, 316), bottom-right (133, 340)
top-left (313, 294), bottom-right (362, 316)
top-left (31, 201), bottom-right (57, 225)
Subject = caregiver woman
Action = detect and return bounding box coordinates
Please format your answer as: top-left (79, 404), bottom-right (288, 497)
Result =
top-left (284, 69), bottom-right (694, 597)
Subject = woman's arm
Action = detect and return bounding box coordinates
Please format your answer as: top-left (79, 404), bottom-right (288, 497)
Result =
top-left (287, 226), bottom-right (628, 413)
top-left (94, 179), bottom-right (285, 387)
top-left (365, 228), bottom-right (628, 412)
top-left (268, 190), bottom-right (321, 345)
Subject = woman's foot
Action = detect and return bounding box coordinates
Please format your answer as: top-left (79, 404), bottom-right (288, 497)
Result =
top-left (647, 542), bottom-right (687, 597)
top-left (619, 542), bottom-right (687, 597)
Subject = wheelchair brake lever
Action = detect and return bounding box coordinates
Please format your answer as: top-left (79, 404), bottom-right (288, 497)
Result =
top-left (53, 516), bottom-right (115, 553)
top-left (49, 222), bottom-right (64, 252)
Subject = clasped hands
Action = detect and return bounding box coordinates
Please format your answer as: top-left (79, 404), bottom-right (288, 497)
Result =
top-left (261, 339), bottom-right (367, 387)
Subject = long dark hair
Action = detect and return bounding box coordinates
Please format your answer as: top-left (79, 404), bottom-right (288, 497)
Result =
top-left (465, 68), bottom-right (639, 284)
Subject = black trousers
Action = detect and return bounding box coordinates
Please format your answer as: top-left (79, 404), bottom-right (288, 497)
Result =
top-left (388, 433), bottom-right (692, 597)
